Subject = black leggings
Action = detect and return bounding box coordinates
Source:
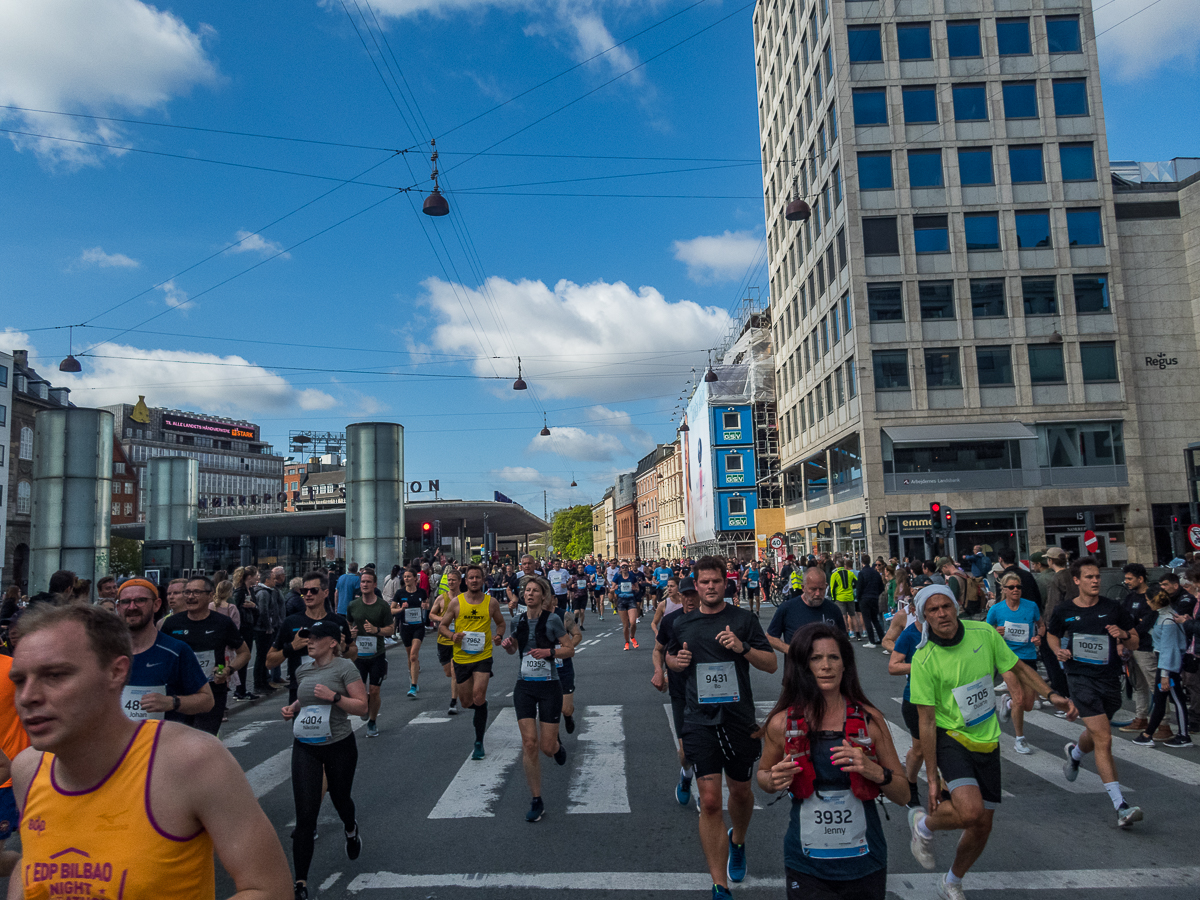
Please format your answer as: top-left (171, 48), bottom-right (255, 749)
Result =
top-left (1146, 669), bottom-right (1190, 739)
top-left (291, 735), bottom-right (358, 882)
top-left (860, 597), bottom-right (884, 644)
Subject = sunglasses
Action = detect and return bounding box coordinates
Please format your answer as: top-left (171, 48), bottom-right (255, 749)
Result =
top-left (301, 587), bottom-right (323, 595)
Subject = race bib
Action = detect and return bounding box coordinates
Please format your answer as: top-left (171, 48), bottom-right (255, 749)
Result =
top-left (460, 631), bottom-right (486, 654)
top-left (1073, 633), bottom-right (1110, 665)
top-left (620, 582), bottom-right (632, 593)
top-left (521, 655), bottom-right (552, 681)
top-left (121, 685), bottom-right (165, 721)
top-left (517, 604), bottom-right (528, 617)
top-left (951, 675), bottom-right (995, 727)
top-left (800, 789), bottom-right (869, 859)
top-left (1002, 622), bottom-right (1031, 643)
top-left (555, 657), bottom-right (563, 669)
top-left (293, 704), bottom-right (332, 744)
top-left (404, 607), bottom-right (423, 624)
top-left (195, 650), bottom-right (217, 681)
top-left (697, 661), bottom-right (739, 704)
top-left (356, 634), bottom-right (377, 657)
top-left (577, 580), bottom-right (587, 590)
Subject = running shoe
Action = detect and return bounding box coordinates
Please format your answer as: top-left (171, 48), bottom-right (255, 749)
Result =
top-left (624, 642), bottom-right (630, 651)
top-left (447, 704), bottom-right (458, 716)
top-left (564, 714), bottom-right (575, 734)
top-left (345, 824), bottom-right (362, 861)
top-left (631, 638), bottom-right (639, 649)
top-left (937, 878), bottom-right (967, 900)
top-left (908, 807), bottom-right (936, 870)
top-left (554, 742), bottom-right (567, 766)
top-left (1013, 736), bottom-right (1031, 755)
top-left (863, 642), bottom-right (877, 649)
top-left (407, 686), bottom-right (417, 699)
top-left (233, 692), bottom-right (258, 702)
top-left (1000, 697), bottom-right (1012, 722)
top-left (526, 797), bottom-right (545, 823)
top-left (1062, 742), bottom-right (1080, 782)
top-left (676, 773), bottom-right (692, 806)
top-left (1163, 735), bottom-right (1194, 749)
top-left (1116, 803), bottom-right (1143, 828)
top-left (711, 885), bottom-right (733, 900)
top-left (472, 741), bottom-right (485, 760)
top-left (366, 720), bottom-right (379, 738)
top-left (294, 882), bottom-right (309, 900)
top-left (995, 682), bottom-right (1009, 693)
top-left (1130, 734), bottom-right (1155, 747)
top-left (726, 830), bottom-right (747, 883)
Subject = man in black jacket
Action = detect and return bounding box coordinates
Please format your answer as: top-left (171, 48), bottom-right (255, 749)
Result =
top-left (998, 548), bottom-right (1042, 610)
top-left (855, 554), bottom-right (885, 647)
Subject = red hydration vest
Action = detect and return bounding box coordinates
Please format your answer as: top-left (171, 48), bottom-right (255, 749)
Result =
top-left (784, 701), bottom-right (881, 801)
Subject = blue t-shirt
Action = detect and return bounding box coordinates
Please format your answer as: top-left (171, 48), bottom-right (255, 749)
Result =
top-left (893, 622), bottom-right (922, 702)
top-left (614, 575), bottom-right (637, 599)
top-left (986, 598), bottom-right (1041, 661)
top-left (653, 567), bottom-right (673, 588)
top-left (584, 565), bottom-right (597, 576)
top-left (767, 597), bottom-right (846, 644)
top-left (335, 573), bottom-right (361, 615)
top-left (129, 630), bottom-right (209, 698)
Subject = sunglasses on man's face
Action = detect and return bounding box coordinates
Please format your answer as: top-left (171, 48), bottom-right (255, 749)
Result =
top-left (301, 587), bottom-right (323, 595)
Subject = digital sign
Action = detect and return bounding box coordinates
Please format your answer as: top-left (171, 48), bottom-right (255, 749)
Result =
top-left (162, 415), bottom-right (254, 440)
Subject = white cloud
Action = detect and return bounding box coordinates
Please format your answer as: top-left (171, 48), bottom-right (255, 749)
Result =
top-left (227, 230), bottom-right (290, 258)
top-left (79, 246), bottom-right (140, 269)
top-left (1096, 0), bottom-right (1200, 81)
top-left (421, 275), bottom-right (730, 401)
top-left (0, 328), bottom-right (35, 355)
top-left (491, 465), bottom-right (567, 488)
top-left (0, 0), bottom-right (218, 166)
top-left (158, 280), bottom-right (194, 310)
top-left (526, 425), bottom-right (629, 462)
top-left (672, 230), bottom-right (762, 283)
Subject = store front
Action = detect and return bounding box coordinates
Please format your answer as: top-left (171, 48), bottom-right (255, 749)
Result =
top-left (886, 510), bottom-right (1029, 566)
top-left (1043, 506), bottom-right (1127, 567)
top-left (835, 518), bottom-right (867, 559)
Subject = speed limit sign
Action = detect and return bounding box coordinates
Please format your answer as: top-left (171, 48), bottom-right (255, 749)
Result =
top-left (769, 536), bottom-right (783, 550)
top-left (1188, 524), bottom-right (1200, 550)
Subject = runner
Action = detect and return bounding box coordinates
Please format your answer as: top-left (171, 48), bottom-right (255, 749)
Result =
top-left (160, 576), bottom-right (251, 736)
top-left (8, 602), bottom-right (291, 900)
top-left (652, 576), bottom-right (700, 806)
top-left (830, 559), bottom-right (859, 639)
top-left (886, 600), bottom-right (926, 807)
top-left (439, 564), bottom-right (507, 760)
top-left (281, 620), bottom-right (369, 900)
top-left (163, 577), bottom-right (188, 620)
top-left (610, 562), bottom-right (641, 651)
top-left (985, 573), bottom-right (1043, 754)
top-left (499, 576), bottom-right (573, 822)
top-left (758, 623), bottom-right (910, 900)
top-left (507, 555), bottom-right (540, 614)
top-left (389, 569), bottom-right (428, 699)
top-left (766, 567), bottom-right (845, 653)
top-left (547, 559), bottom-right (571, 610)
top-left (347, 569), bottom-right (394, 736)
top-left (267, 572), bottom-right (354, 705)
top-left (908, 585), bottom-right (1074, 900)
top-left (116, 578), bottom-right (213, 724)
top-left (744, 563), bottom-right (762, 616)
top-left (666, 556), bottom-right (777, 899)
top-left (1046, 557), bottom-right (1144, 828)
top-left (653, 557), bottom-right (674, 603)
top-left (429, 569), bottom-right (463, 716)
top-left (0, 644), bottom-right (29, 877)
top-left (651, 576), bottom-right (684, 638)
top-left (557, 598), bottom-right (584, 735)
top-left (567, 563), bottom-right (590, 631)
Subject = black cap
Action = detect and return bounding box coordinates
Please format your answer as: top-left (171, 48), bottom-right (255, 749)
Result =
top-left (298, 620), bottom-right (341, 640)
top-left (679, 577), bottom-right (698, 594)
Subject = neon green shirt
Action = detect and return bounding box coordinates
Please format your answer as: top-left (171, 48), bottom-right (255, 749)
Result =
top-left (908, 620), bottom-right (1018, 751)
top-left (830, 568), bottom-right (857, 604)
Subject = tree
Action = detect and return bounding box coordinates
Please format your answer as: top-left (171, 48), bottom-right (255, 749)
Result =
top-left (109, 537), bottom-right (142, 577)
top-left (551, 505), bottom-right (594, 558)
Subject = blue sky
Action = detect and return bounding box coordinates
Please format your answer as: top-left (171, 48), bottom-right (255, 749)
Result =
top-left (2, 0), bottom-right (1197, 514)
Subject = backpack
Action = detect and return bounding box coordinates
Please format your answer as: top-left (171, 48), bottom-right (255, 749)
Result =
top-left (951, 573), bottom-right (984, 617)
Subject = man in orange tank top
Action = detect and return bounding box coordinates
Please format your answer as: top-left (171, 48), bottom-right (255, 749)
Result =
top-left (6, 603), bottom-right (291, 900)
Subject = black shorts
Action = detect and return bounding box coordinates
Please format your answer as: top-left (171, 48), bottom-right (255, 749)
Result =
top-left (935, 729), bottom-right (1002, 808)
top-left (437, 642), bottom-right (454, 666)
top-left (400, 623), bottom-right (426, 647)
top-left (670, 691), bottom-right (686, 739)
top-left (557, 657), bottom-right (575, 694)
top-left (1066, 673), bottom-right (1123, 720)
top-left (572, 595), bottom-right (587, 611)
top-left (786, 867), bottom-right (886, 900)
top-left (901, 698), bottom-right (921, 739)
top-left (454, 657), bottom-right (494, 684)
top-left (354, 654), bottom-right (388, 687)
top-left (513, 679), bottom-right (563, 723)
top-left (680, 721), bottom-right (761, 782)
top-left (617, 598), bottom-right (638, 612)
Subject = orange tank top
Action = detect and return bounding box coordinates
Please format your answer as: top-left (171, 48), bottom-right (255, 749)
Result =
top-left (19, 721), bottom-right (215, 899)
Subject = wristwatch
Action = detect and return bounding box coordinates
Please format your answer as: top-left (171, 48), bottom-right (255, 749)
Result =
top-left (331, 692), bottom-right (342, 705)
top-left (876, 766), bottom-right (893, 786)
top-left (171, 695), bottom-right (181, 712)
top-left (740, 642), bottom-right (752, 656)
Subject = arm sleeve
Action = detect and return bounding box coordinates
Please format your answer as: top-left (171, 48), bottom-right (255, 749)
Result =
top-left (745, 617), bottom-right (771, 652)
top-left (766, 606), bottom-right (785, 639)
top-left (907, 651), bottom-right (935, 707)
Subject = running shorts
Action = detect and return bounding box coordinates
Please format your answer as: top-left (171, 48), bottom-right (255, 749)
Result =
top-left (354, 654), bottom-right (388, 687)
top-left (786, 867), bottom-right (886, 900)
top-left (617, 598), bottom-right (638, 612)
top-left (572, 595), bottom-right (588, 611)
top-left (837, 600), bottom-right (858, 615)
top-left (1066, 672), bottom-right (1123, 720)
top-left (454, 657), bottom-right (494, 684)
top-left (437, 642), bottom-right (454, 666)
top-left (935, 729), bottom-right (1002, 808)
top-left (901, 698), bottom-right (921, 739)
top-left (400, 623), bottom-right (426, 647)
top-left (557, 657), bottom-right (576, 694)
top-left (513, 679), bottom-right (563, 723)
top-left (680, 721), bottom-right (761, 782)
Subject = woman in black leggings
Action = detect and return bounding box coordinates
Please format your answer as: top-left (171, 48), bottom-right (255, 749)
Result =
top-left (282, 620), bottom-right (369, 900)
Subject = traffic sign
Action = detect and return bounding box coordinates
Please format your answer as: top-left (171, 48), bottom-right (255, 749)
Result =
top-left (1188, 524), bottom-right (1200, 550)
top-left (1083, 529), bottom-right (1099, 554)
top-left (769, 535), bottom-right (783, 550)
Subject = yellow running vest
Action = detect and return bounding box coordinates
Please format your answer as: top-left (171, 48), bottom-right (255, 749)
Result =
top-left (452, 594), bottom-right (494, 664)
top-left (20, 720), bottom-right (216, 900)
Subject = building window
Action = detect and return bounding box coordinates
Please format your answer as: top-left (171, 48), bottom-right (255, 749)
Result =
top-left (1015, 210), bottom-right (1052, 248)
top-left (1074, 274), bottom-right (1110, 314)
top-left (913, 215), bottom-right (949, 254)
top-left (902, 86), bottom-right (938, 124)
top-left (873, 350), bottom-right (910, 390)
top-left (868, 282), bottom-right (904, 321)
top-left (971, 279), bottom-right (1007, 318)
top-left (17, 481), bottom-right (31, 515)
top-left (952, 84), bottom-right (988, 121)
top-left (847, 356), bottom-right (857, 397)
top-left (976, 346), bottom-right (1014, 385)
top-left (0, 404), bottom-right (5, 427)
top-left (835, 368), bottom-right (845, 406)
top-left (964, 212), bottom-right (1001, 251)
top-left (848, 25), bottom-right (882, 61)
top-left (947, 20), bottom-right (981, 57)
top-left (1029, 343), bottom-right (1067, 384)
top-left (722, 411), bottom-right (740, 429)
top-left (1060, 143), bottom-right (1096, 181)
top-left (863, 217), bottom-right (899, 255)
top-left (841, 292), bottom-right (852, 329)
top-left (1036, 421), bottom-right (1124, 467)
top-left (920, 281), bottom-right (956, 320)
top-left (123, 481), bottom-right (132, 495)
top-left (821, 318), bottom-right (830, 355)
top-left (1081, 342), bottom-right (1119, 382)
top-left (1002, 82), bottom-right (1039, 118)
top-left (832, 306), bottom-right (841, 343)
top-left (0, 365), bottom-right (6, 387)
top-left (728, 495), bottom-right (747, 516)
top-left (1022, 277), bottom-right (1057, 315)
top-left (1053, 79), bottom-right (1089, 116)
top-left (996, 18), bottom-right (1031, 55)
top-left (833, 166), bottom-right (843, 205)
top-left (112, 501), bottom-right (121, 517)
top-left (926, 348), bottom-right (962, 388)
top-left (124, 502), bottom-right (133, 516)
top-left (1046, 16), bottom-right (1082, 53)
top-left (114, 462), bottom-right (126, 475)
top-left (857, 152), bottom-right (893, 189)
top-left (897, 22), bottom-right (932, 59)
top-left (725, 454), bottom-right (743, 472)
top-left (19, 426), bottom-right (33, 460)
top-left (958, 147), bottom-right (994, 185)
top-left (1009, 145), bottom-right (1044, 183)
top-left (836, 228), bottom-right (847, 269)
top-left (1067, 208), bottom-right (1104, 246)
top-left (908, 149), bottom-right (943, 187)
top-left (852, 88), bottom-right (888, 125)
top-left (825, 378), bottom-right (834, 412)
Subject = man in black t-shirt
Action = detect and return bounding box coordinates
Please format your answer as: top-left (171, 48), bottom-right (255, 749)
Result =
top-left (1047, 557), bottom-right (1143, 829)
top-left (765, 565), bottom-right (845, 652)
top-left (389, 569), bottom-right (428, 699)
top-left (266, 571), bottom-right (354, 704)
top-left (653, 577), bottom-right (700, 807)
top-left (666, 556), bottom-right (776, 895)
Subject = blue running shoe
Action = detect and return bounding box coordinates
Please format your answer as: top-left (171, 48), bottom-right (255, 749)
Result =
top-left (726, 829), bottom-right (746, 883)
top-left (712, 885), bottom-right (734, 900)
top-left (675, 773), bottom-right (692, 806)
top-left (526, 797), bottom-right (544, 823)
top-left (472, 741), bottom-right (485, 760)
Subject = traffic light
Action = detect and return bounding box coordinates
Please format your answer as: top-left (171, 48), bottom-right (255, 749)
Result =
top-left (421, 521), bottom-right (432, 551)
top-left (930, 501), bottom-right (942, 520)
top-left (943, 506), bottom-right (956, 531)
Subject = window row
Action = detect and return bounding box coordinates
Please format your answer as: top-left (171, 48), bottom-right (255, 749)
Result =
top-left (872, 342), bottom-right (1119, 391)
top-left (779, 293), bottom-right (856, 390)
top-left (783, 357), bottom-right (858, 443)
top-left (852, 79), bottom-right (1090, 126)
top-left (777, 287), bottom-right (854, 354)
top-left (774, 227), bottom-right (848, 319)
top-left (858, 142), bottom-right (1095, 190)
top-left (848, 16), bottom-right (1082, 63)
top-left (862, 208), bottom-right (1104, 256)
top-left (771, 167), bottom-right (843, 256)
top-left (867, 275), bottom-right (1110, 323)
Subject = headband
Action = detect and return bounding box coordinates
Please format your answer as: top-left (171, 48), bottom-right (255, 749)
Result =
top-left (913, 584), bottom-right (957, 650)
top-left (116, 578), bottom-right (161, 599)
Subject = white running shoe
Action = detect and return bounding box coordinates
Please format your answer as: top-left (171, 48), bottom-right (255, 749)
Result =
top-left (937, 878), bottom-right (967, 900)
top-left (908, 807), bottom-right (935, 870)
top-left (1013, 736), bottom-right (1031, 755)
top-left (1116, 804), bottom-right (1143, 828)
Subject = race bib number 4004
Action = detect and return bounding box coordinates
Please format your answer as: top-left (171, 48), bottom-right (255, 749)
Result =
top-left (293, 704), bottom-right (332, 743)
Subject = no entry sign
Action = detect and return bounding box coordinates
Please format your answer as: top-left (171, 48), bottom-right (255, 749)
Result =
top-left (1188, 524), bottom-right (1200, 551)
top-left (1083, 530), bottom-right (1099, 554)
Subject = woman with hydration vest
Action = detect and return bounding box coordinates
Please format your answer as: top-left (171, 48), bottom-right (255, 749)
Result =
top-left (758, 623), bottom-right (910, 900)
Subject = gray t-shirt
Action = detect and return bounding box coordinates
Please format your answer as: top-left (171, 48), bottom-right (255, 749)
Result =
top-left (294, 655), bottom-right (362, 744)
top-left (516, 611), bottom-right (566, 682)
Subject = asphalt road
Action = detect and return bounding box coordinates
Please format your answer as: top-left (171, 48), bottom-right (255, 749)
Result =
top-left (178, 605), bottom-right (1200, 898)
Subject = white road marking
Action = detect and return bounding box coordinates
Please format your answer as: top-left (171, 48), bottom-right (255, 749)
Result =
top-left (885, 867), bottom-right (1200, 899)
top-left (245, 718), bottom-right (366, 799)
top-left (408, 711), bottom-right (452, 725)
top-left (222, 719), bottom-right (275, 748)
top-left (428, 708), bottom-right (523, 819)
top-left (661, 703), bottom-right (761, 809)
top-left (568, 705), bottom-right (629, 814)
top-left (320, 873), bottom-right (342, 891)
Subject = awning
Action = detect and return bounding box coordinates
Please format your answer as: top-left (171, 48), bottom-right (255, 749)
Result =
top-left (883, 422), bottom-right (1037, 444)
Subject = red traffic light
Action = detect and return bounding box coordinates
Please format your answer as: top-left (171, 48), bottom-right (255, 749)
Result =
top-left (930, 502), bottom-right (941, 515)
top-left (421, 522), bottom-right (432, 533)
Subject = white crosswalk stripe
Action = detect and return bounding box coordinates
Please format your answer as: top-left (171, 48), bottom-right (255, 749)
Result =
top-left (428, 708), bottom-right (523, 819)
top-left (568, 705), bottom-right (629, 814)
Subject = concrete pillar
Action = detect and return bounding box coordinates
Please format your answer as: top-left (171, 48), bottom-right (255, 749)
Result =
top-left (345, 422), bottom-right (404, 572)
top-left (240, 534), bottom-right (252, 567)
top-left (29, 408), bottom-right (114, 595)
top-left (145, 456), bottom-right (199, 546)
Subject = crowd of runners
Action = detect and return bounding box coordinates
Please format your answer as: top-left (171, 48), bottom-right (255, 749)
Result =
top-left (0, 546), bottom-right (1195, 900)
